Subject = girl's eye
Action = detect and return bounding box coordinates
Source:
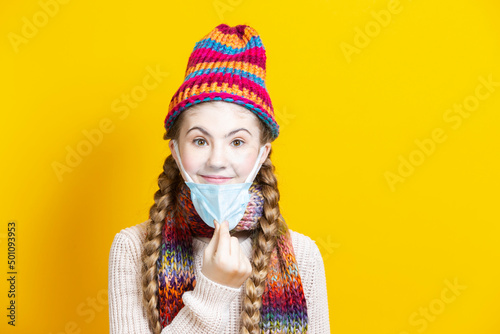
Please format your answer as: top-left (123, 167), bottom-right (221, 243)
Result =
top-left (193, 138), bottom-right (207, 146)
top-left (232, 139), bottom-right (244, 147)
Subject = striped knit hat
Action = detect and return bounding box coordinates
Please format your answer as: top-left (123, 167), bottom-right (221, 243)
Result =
top-left (164, 23), bottom-right (279, 139)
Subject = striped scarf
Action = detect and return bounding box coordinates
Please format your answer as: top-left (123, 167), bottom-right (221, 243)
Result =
top-left (156, 181), bottom-right (308, 332)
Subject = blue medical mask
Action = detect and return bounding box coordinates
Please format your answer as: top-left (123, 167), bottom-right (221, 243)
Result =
top-left (172, 140), bottom-right (266, 230)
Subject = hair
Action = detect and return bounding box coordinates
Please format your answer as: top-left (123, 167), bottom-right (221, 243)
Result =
top-left (141, 101), bottom-right (286, 334)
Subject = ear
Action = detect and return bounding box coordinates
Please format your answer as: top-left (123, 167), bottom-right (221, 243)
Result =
top-left (259, 143), bottom-right (272, 164)
top-left (168, 140), bottom-right (179, 163)
top-left (168, 140), bottom-right (188, 182)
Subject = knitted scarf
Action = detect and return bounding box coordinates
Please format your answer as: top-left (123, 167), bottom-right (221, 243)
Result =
top-left (155, 181), bottom-right (309, 332)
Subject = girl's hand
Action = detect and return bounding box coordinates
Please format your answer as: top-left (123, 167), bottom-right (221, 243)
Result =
top-left (201, 220), bottom-right (252, 288)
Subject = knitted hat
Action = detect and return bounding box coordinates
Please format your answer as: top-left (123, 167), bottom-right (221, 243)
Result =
top-left (164, 23), bottom-right (279, 139)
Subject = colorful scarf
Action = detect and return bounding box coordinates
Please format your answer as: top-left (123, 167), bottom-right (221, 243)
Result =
top-left (150, 181), bottom-right (309, 332)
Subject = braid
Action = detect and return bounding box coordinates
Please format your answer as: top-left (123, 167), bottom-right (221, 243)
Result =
top-left (141, 155), bottom-right (181, 334)
top-left (240, 148), bottom-right (285, 334)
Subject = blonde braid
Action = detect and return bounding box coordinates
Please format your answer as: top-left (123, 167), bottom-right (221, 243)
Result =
top-left (240, 148), bottom-right (286, 334)
top-left (141, 155), bottom-right (181, 334)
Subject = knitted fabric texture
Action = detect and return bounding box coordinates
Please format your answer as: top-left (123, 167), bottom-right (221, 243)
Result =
top-left (164, 23), bottom-right (279, 139)
top-left (156, 182), bottom-right (308, 332)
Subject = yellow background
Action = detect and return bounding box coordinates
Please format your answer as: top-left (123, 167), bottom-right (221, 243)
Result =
top-left (1, 0), bottom-right (499, 333)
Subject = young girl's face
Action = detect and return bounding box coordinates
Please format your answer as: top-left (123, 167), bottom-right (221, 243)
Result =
top-left (169, 102), bottom-right (272, 184)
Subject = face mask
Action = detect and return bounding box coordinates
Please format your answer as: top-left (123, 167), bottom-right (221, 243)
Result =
top-left (172, 140), bottom-right (266, 230)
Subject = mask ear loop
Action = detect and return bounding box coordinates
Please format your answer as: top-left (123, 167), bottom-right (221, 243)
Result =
top-left (245, 145), bottom-right (266, 183)
top-left (172, 140), bottom-right (194, 183)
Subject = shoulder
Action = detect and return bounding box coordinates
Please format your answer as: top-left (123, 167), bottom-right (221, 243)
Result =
top-left (287, 228), bottom-right (327, 303)
top-left (108, 220), bottom-right (149, 272)
top-left (113, 220), bottom-right (149, 243)
top-left (287, 228), bottom-right (325, 284)
top-left (288, 228), bottom-right (322, 260)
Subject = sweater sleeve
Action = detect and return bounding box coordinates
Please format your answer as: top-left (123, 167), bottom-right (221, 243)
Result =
top-left (108, 231), bottom-right (242, 334)
top-left (302, 240), bottom-right (331, 334)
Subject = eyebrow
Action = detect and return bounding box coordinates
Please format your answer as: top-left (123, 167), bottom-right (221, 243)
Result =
top-left (186, 126), bottom-right (252, 138)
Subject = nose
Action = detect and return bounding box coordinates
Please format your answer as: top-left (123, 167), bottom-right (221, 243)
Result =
top-left (206, 143), bottom-right (228, 170)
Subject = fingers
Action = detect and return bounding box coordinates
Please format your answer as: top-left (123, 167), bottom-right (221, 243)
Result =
top-left (230, 234), bottom-right (239, 257)
top-left (204, 220), bottom-right (219, 257)
top-left (239, 248), bottom-right (252, 275)
top-left (201, 219), bottom-right (253, 288)
top-left (216, 220), bottom-right (230, 257)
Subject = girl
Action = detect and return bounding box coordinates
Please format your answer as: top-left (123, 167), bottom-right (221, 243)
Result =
top-left (108, 23), bottom-right (330, 334)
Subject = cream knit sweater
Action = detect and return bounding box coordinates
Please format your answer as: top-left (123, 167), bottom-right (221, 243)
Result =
top-left (108, 221), bottom-right (331, 333)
